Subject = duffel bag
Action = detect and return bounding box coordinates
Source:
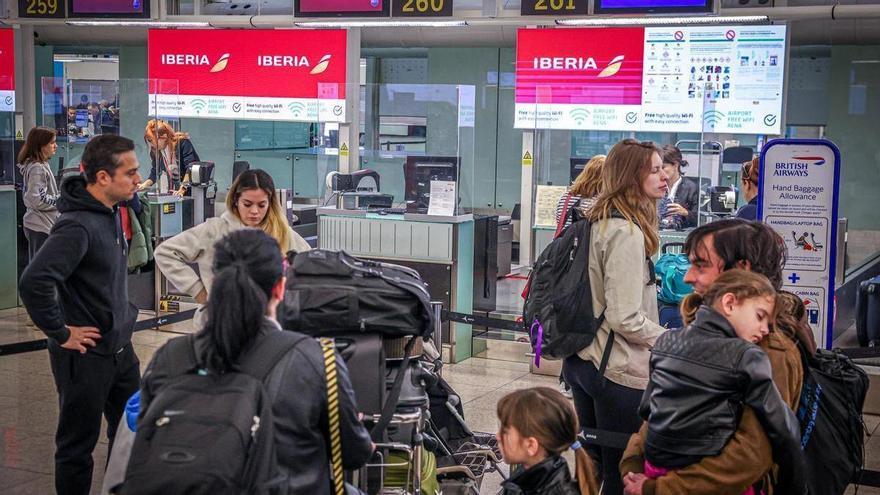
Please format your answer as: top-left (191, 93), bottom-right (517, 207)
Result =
top-left (280, 249), bottom-right (433, 338)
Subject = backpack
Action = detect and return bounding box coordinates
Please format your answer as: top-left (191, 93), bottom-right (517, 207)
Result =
top-left (280, 249), bottom-right (433, 339)
top-left (121, 331), bottom-right (306, 495)
top-left (522, 199), bottom-right (610, 367)
top-left (655, 252), bottom-right (693, 305)
top-left (797, 347), bottom-right (869, 495)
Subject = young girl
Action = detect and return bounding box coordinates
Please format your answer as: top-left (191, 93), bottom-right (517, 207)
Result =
top-left (497, 387), bottom-right (598, 495)
top-left (628, 269), bottom-right (806, 494)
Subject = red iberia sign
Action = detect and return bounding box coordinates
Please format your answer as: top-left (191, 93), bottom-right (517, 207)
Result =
top-left (148, 29), bottom-right (347, 122)
top-left (0, 29), bottom-right (15, 112)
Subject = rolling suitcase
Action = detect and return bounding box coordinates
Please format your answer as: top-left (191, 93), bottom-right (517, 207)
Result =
top-left (856, 275), bottom-right (880, 347)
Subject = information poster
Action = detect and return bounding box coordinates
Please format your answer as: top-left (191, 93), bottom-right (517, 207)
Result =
top-left (0, 29), bottom-right (14, 112)
top-left (515, 25), bottom-right (786, 134)
top-left (759, 139), bottom-right (841, 348)
top-left (148, 29), bottom-right (346, 122)
top-left (535, 185), bottom-right (569, 227)
top-left (427, 180), bottom-right (456, 216)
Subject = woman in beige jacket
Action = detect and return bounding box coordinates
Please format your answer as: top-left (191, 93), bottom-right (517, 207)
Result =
top-left (155, 169), bottom-right (310, 325)
top-left (560, 139), bottom-right (668, 495)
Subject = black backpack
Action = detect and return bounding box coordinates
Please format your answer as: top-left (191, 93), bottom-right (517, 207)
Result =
top-left (522, 205), bottom-right (611, 367)
top-left (121, 331), bottom-right (306, 495)
top-left (797, 347), bottom-right (869, 495)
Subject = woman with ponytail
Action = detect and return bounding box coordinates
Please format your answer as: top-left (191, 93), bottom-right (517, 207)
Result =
top-left (141, 229), bottom-right (373, 494)
top-left (622, 269), bottom-right (806, 495)
top-left (497, 387), bottom-right (598, 495)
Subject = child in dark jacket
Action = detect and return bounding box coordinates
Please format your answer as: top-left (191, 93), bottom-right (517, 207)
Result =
top-left (497, 387), bottom-right (598, 495)
top-left (625, 269), bottom-right (806, 495)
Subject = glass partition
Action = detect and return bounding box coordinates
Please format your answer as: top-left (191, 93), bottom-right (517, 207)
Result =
top-left (358, 83), bottom-right (475, 214)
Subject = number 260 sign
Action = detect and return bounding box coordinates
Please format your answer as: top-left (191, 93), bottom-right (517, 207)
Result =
top-left (393, 0), bottom-right (453, 17)
top-left (521, 0), bottom-right (588, 15)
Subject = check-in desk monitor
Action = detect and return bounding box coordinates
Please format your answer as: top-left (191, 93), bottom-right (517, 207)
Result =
top-left (570, 158), bottom-right (589, 183)
top-left (403, 156), bottom-right (459, 214)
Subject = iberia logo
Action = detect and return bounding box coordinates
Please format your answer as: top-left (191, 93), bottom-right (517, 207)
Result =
top-left (792, 156), bottom-right (825, 166)
top-left (211, 53), bottom-right (230, 73)
top-left (310, 54), bottom-right (332, 75)
top-left (598, 55), bottom-right (625, 78)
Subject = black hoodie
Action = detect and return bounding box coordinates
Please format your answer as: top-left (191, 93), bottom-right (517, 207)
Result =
top-left (20, 175), bottom-right (137, 356)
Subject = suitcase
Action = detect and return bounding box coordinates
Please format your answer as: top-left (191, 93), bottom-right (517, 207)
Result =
top-left (857, 275), bottom-right (880, 347)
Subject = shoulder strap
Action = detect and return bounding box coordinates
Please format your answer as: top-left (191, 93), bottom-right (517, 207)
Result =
top-left (163, 334), bottom-right (200, 378)
top-left (319, 337), bottom-right (345, 495)
top-left (239, 329), bottom-right (308, 382)
top-left (554, 193), bottom-right (574, 239)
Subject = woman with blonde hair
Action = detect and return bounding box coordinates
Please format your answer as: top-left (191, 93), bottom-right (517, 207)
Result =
top-left (139, 119), bottom-right (201, 197)
top-left (561, 139), bottom-right (668, 495)
top-left (555, 155), bottom-right (606, 230)
top-left (155, 169), bottom-right (310, 325)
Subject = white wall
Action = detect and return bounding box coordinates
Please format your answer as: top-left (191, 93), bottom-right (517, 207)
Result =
top-left (63, 61), bottom-right (119, 81)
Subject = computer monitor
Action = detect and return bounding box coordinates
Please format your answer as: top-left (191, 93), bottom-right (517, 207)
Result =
top-left (570, 158), bottom-right (589, 183)
top-left (403, 156), bottom-right (459, 214)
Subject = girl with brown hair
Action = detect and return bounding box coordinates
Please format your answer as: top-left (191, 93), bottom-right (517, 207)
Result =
top-left (623, 270), bottom-right (806, 495)
top-left (18, 126), bottom-right (59, 259)
top-left (497, 387), bottom-right (598, 495)
top-left (561, 139), bottom-right (668, 495)
top-left (139, 119), bottom-right (201, 197)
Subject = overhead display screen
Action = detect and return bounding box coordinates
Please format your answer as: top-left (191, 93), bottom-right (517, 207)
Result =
top-left (594, 0), bottom-right (714, 14)
top-left (68, 0), bottom-right (149, 17)
top-left (148, 29), bottom-right (347, 122)
top-left (515, 25), bottom-right (788, 135)
top-left (295, 0), bottom-right (389, 17)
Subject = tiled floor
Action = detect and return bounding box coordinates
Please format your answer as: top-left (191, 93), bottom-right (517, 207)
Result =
top-left (2, 306), bottom-right (880, 494)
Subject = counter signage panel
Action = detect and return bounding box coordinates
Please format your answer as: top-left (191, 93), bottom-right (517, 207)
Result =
top-left (758, 139), bottom-right (841, 349)
top-left (295, 0), bottom-right (390, 17)
top-left (147, 29), bottom-right (347, 122)
top-left (521, 0), bottom-right (588, 15)
top-left (68, 0), bottom-right (150, 17)
top-left (18, 0), bottom-right (66, 18)
top-left (393, 0), bottom-right (453, 17)
top-left (593, 0), bottom-right (714, 14)
top-left (514, 26), bottom-right (787, 134)
top-left (0, 29), bottom-right (14, 112)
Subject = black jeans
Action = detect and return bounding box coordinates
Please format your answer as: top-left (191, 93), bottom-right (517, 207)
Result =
top-left (48, 341), bottom-right (140, 495)
top-left (24, 228), bottom-right (49, 262)
top-left (562, 354), bottom-right (644, 495)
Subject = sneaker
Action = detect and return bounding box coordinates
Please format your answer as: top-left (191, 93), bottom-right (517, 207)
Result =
top-left (559, 380), bottom-right (573, 399)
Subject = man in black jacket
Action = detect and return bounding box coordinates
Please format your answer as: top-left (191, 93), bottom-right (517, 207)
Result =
top-left (20, 134), bottom-right (143, 495)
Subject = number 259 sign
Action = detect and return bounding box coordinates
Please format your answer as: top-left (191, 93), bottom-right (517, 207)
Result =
top-left (19, 0), bottom-right (66, 18)
top-left (521, 0), bottom-right (588, 15)
top-left (393, 0), bottom-right (453, 17)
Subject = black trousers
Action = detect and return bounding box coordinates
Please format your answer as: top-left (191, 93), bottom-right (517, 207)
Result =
top-left (563, 354), bottom-right (644, 495)
top-left (48, 341), bottom-right (140, 495)
top-left (24, 228), bottom-right (49, 262)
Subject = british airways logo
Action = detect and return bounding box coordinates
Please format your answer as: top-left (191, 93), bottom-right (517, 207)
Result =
top-left (792, 156), bottom-right (825, 166)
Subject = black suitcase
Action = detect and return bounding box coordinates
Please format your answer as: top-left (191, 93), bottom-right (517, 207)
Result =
top-left (280, 249), bottom-right (434, 338)
top-left (856, 275), bottom-right (880, 347)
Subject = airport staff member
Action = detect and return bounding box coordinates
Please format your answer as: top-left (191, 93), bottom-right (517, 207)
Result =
top-left (735, 157), bottom-right (760, 220)
top-left (138, 119), bottom-right (200, 197)
top-left (20, 135), bottom-right (143, 495)
top-left (659, 145), bottom-right (700, 229)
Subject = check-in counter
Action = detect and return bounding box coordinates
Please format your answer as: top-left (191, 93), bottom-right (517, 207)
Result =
top-left (0, 185), bottom-right (16, 309)
top-left (317, 207), bottom-right (478, 363)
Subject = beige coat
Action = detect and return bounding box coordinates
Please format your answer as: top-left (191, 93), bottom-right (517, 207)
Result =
top-left (576, 217), bottom-right (665, 390)
top-left (155, 211), bottom-right (310, 299)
